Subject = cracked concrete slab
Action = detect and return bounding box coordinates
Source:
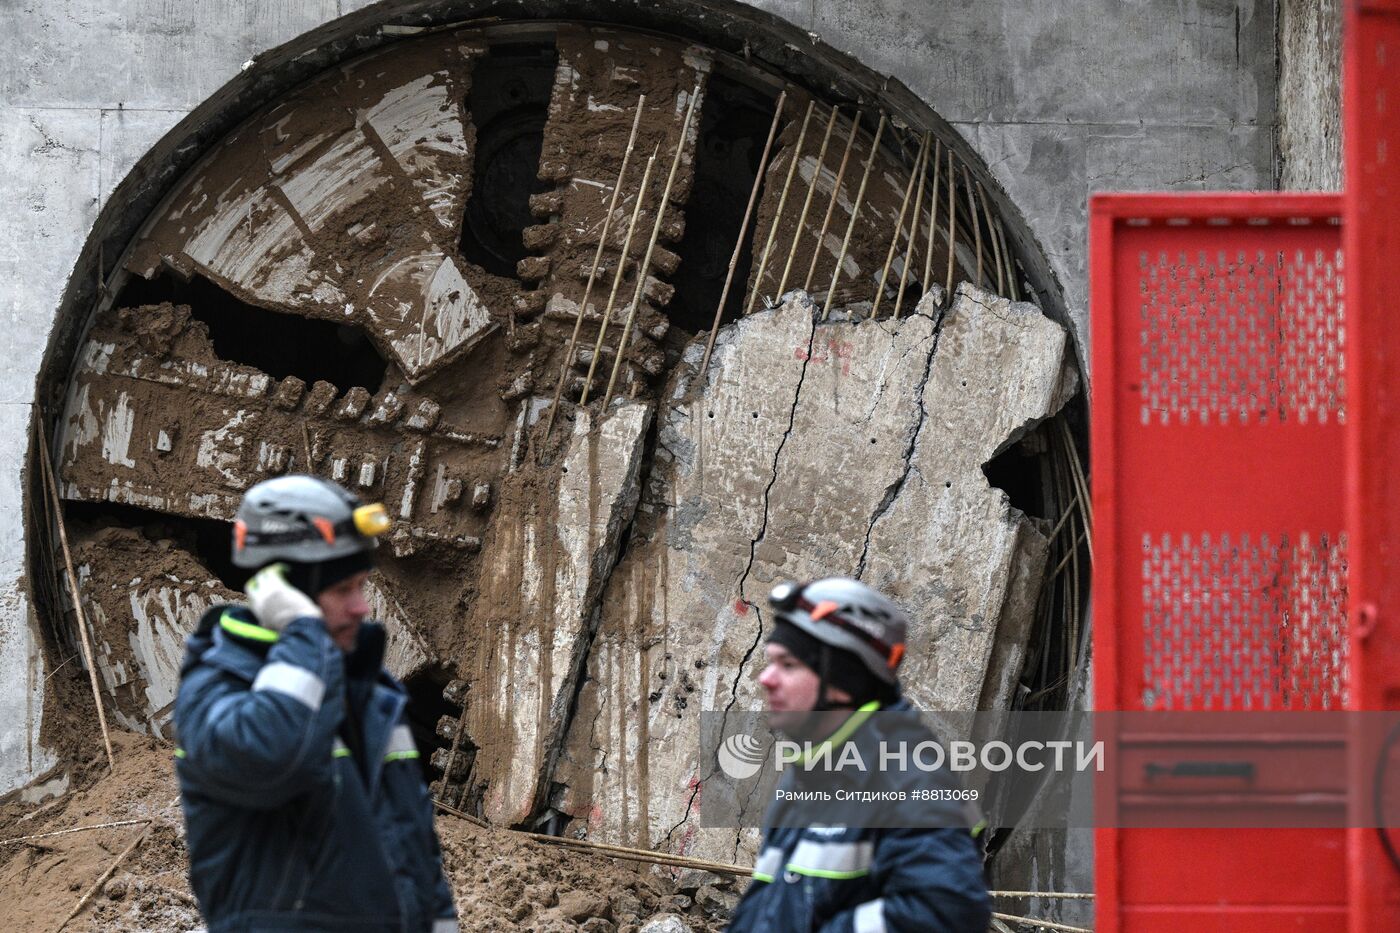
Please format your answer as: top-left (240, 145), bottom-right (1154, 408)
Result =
top-left (554, 288), bottom-right (1066, 859)
top-left (861, 285), bottom-right (1072, 711)
top-left (551, 297), bottom-right (819, 856)
top-left (465, 400), bottom-right (652, 827)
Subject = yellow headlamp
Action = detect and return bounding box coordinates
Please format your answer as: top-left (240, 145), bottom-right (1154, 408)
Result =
top-left (353, 503), bottom-right (391, 537)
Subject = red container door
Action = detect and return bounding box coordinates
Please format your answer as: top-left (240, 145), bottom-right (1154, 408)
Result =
top-left (1091, 194), bottom-right (1348, 931)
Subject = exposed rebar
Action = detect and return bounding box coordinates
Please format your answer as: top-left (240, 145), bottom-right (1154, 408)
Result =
top-left (775, 104), bottom-right (839, 299)
top-left (979, 181), bottom-right (1004, 295)
top-left (963, 163), bottom-right (984, 288)
top-left (543, 93), bottom-right (645, 442)
top-left (998, 213), bottom-right (1020, 301)
top-left (990, 912), bottom-right (1092, 933)
top-left (921, 138), bottom-right (942, 296)
top-left (578, 146), bottom-right (658, 406)
top-left (602, 83), bottom-right (702, 410)
top-left (822, 111), bottom-right (887, 320)
top-left (803, 109), bottom-right (862, 293)
top-left (872, 130), bottom-right (929, 319)
top-left (746, 98), bottom-right (815, 314)
top-left (893, 135), bottom-right (931, 319)
top-left (944, 146), bottom-right (958, 293)
top-left (699, 90), bottom-right (788, 378)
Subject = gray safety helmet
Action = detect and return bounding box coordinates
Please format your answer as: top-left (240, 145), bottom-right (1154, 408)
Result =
top-left (232, 475), bottom-right (389, 569)
top-left (768, 577), bottom-right (910, 686)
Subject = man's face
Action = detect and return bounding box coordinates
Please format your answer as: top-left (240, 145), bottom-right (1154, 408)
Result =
top-left (758, 643), bottom-right (822, 731)
top-left (315, 570), bottom-right (371, 652)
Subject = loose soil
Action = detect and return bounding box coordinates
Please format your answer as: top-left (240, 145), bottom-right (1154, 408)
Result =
top-left (0, 732), bottom-right (736, 932)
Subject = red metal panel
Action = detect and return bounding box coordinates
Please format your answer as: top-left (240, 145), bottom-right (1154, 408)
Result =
top-left (1344, 1), bottom-right (1400, 929)
top-left (1091, 195), bottom-right (1346, 931)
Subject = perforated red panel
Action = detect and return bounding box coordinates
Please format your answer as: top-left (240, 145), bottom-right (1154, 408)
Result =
top-left (1141, 531), bottom-right (1348, 711)
top-left (1092, 195), bottom-right (1347, 932)
top-left (1095, 206), bottom-right (1346, 716)
top-left (1137, 245), bottom-right (1345, 428)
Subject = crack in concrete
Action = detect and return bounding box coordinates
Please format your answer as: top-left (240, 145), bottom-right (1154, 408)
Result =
top-left (663, 779), bottom-right (704, 849)
top-left (536, 404), bottom-right (664, 830)
top-left (663, 309), bottom-right (818, 850)
top-left (726, 311), bottom-right (819, 714)
top-left (856, 310), bottom-right (944, 579)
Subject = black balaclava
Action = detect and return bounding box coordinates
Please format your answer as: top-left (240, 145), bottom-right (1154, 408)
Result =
top-left (282, 551), bottom-right (374, 599)
top-left (768, 619), bottom-right (898, 711)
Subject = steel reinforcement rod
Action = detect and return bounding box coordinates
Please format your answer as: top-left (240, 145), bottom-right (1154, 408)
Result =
top-left (822, 111), bottom-right (887, 320)
top-left (746, 98), bottom-right (816, 314)
top-left (803, 109), bottom-right (862, 293)
top-left (920, 138), bottom-right (942, 297)
top-left (434, 797), bottom-right (1094, 912)
top-left (578, 146), bottom-right (658, 406)
top-left (698, 89), bottom-right (787, 378)
top-left (944, 146), bottom-right (958, 294)
top-left (997, 213), bottom-right (1019, 301)
top-left (963, 162), bottom-right (984, 288)
top-left (979, 180), bottom-right (1005, 295)
top-left (775, 103), bottom-right (839, 300)
top-left (872, 129), bottom-right (929, 319)
top-left (894, 130), bottom-right (933, 319)
top-left (543, 93), bottom-right (645, 443)
top-left (36, 417), bottom-right (114, 773)
top-left (602, 83), bottom-right (702, 410)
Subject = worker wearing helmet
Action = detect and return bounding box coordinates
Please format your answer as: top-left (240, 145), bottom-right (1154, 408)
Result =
top-left (173, 475), bottom-right (458, 932)
top-left (727, 577), bottom-right (991, 933)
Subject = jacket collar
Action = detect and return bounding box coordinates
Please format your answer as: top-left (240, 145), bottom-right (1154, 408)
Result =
top-left (184, 603), bottom-right (391, 686)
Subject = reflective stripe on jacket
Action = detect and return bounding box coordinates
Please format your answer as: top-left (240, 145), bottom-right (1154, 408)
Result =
top-left (727, 699), bottom-right (991, 933)
top-left (174, 605), bottom-right (457, 933)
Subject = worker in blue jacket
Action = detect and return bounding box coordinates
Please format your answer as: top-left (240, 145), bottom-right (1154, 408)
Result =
top-left (174, 475), bottom-right (458, 933)
top-left (727, 578), bottom-right (991, 933)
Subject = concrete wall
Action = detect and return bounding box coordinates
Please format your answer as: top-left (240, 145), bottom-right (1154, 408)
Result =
top-left (0, 0), bottom-right (1275, 797)
top-left (1278, 0), bottom-right (1343, 190)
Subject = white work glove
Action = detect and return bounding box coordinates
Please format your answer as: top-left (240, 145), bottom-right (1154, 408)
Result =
top-left (245, 563), bottom-right (322, 633)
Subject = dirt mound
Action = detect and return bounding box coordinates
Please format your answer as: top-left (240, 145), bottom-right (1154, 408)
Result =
top-left (0, 733), bottom-right (195, 933)
top-left (0, 731), bottom-right (738, 932)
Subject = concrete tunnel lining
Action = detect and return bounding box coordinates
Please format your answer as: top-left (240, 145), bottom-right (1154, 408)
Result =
top-left (16, 0), bottom-right (1086, 879)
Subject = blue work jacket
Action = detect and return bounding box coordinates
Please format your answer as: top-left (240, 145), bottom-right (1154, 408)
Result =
top-left (174, 605), bottom-right (457, 933)
top-left (727, 699), bottom-right (991, 932)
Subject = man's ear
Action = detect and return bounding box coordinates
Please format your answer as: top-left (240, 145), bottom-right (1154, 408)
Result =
top-left (824, 685), bottom-right (854, 706)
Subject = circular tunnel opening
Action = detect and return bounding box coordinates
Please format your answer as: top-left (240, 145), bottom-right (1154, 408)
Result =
top-left (30, 6), bottom-right (1088, 879)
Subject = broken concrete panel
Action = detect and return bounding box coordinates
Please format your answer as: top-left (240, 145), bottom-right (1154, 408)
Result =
top-left (550, 306), bottom-right (787, 854)
top-left (861, 284), bottom-right (1068, 712)
top-left (467, 400), bottom-right (652, 826)
top-left (557, 288), bottom-right (1064, 859)
top-left (977, 519), bottom-right (1051, 714)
